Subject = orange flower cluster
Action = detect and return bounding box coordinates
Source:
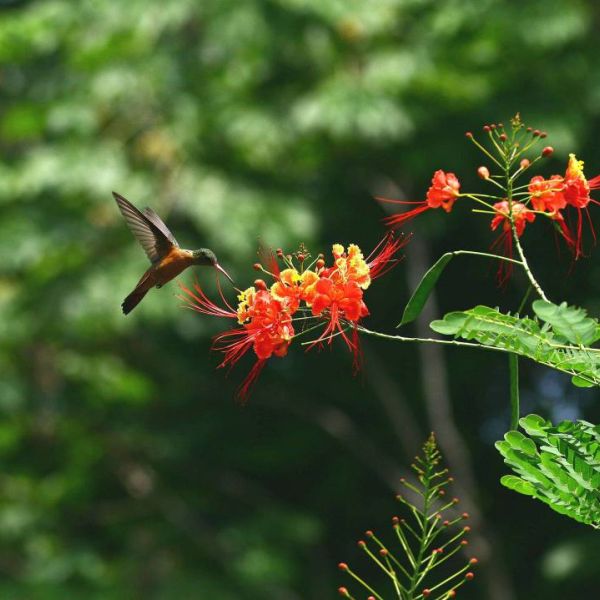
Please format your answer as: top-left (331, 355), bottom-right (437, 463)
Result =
top-left (524, 154), bottom-right (600, 258)
top-left (180, 235), bottom-right (407, 400)
top-left (379, 119), bottom-right (600, 285)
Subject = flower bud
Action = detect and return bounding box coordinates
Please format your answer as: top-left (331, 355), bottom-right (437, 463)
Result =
top-left (423, 590), bottom-right (431, 597)
top-left (254, 279), bottom-right (267, 290)
top-left (520, 158), bottom-right (530, 169)
top-left (499, 133), bottom-right (507, 141)
top-left (490, 124), bottom-right (496, 130)
top-left (466, 572), bottom-right (475, 581)
top-left (252, 262), bottom-right (262, 271)
top-left (542, 146), bottom-right (554, 157)
top-left (477, 166), bottom-right (490, 180)
top-left (462, 512), bottom-right (469, 519)
top-left (448, 591), bottom-right (456, 598)
top-left (297, 253), bottom-right (305, 262)
top-left (316, 258), bottom-right (325, 269)
top-left (465, 131), bottom-right (473, 138)
top-left (469, 557), bottom-right (478, 565)
top-left (461, 540), bottom-right (469, 546)
top-left (276, 248), bottom-right (283, 257)
top-left (365, 530), bottom-right (374, 537)
top-left (533, 129), bottom-right (540, 137)
top-left (357, 540), bottom-right (366, 548)
top-left (379, 549), bottom-right (388, 557)
top-left (483, 125), bottom-right (491, 132)
top-left (338, 587), bottom-right (349, 597)
top-left (540, 131), bottom-right (547, 138)
top-left (463, 526), bottom-right (471, 532)
top-left (338, 562), bottom-right (348, 571)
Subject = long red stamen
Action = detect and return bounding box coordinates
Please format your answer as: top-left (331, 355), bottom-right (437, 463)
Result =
top-left (383, 203), bottom-right (430, 229)
top-left (179, 281), bottom-right (236, 319)
top-left (367, 233), bottom-right (409, 279)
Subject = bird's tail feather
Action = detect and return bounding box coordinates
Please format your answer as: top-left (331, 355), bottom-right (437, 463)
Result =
top-left (122, 288), bottom-right (149, 314)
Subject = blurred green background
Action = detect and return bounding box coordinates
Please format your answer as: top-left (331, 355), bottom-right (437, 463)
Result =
top-left (1, 0), bottom-right (599, 598)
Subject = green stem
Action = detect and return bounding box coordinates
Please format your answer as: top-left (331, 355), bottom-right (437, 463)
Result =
top-left (509, 353), bottom-right (520, 430)
top-left (510, 224), bottom-right (549, 302)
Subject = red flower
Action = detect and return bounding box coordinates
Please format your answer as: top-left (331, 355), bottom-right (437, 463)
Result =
top-left (306, 277), bottom-right (368, 369)
top-left (270, 268), bottom-right (318, 313)
top-left (491, 201), bottom-right (535, 236)
top-left (528, 175), bottom-right (566, 213)
top-left (426, 170), bottom-right (461, 211)
top-left (562, 154), bottom-right (600, 258)
top-left (379, 170), bottom-right (460, 229)
top-left (490, 201), bottom-right (535, 285)
top-left (179, 282), bottom-right (294, 401)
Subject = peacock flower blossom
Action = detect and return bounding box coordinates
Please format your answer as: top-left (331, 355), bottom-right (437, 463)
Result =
top-left (270, 268), bottom-right (318, 313)
top-left (179, 282), bottom-right (294, 401)
top-left (562, 153), bottom-right (600, 258)
top-left (491, 201), bottom-right (535, 236)
top-left (490, 201), bottom-right (535, 285)
top-left (379, 170), bottom-right (461, 229)
top-left (426, 170), bottom-right (461, 211)
top-left (528, 175), bottom-right (566, 213)
top-left (181, 237), bottom-right (408, 399)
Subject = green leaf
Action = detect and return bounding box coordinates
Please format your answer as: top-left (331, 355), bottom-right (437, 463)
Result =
top-left (500, 475), bottom-right (536, 496)
top-left (497, 415), bottom-right (600, 528)
top-left (399, 252), bottom-right (453, 326)
top-left (430, 304), bottom-right (600, 388)
top-left (532, 300), bottom-right (600, 345)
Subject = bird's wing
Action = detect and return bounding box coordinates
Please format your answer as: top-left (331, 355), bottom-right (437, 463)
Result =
top-left (142, 207), bottom-right (179, 247)
top-left (113, 192), bottom-right (175, 263)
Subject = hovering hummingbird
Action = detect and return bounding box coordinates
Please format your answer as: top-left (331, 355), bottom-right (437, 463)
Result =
top-left (113, 192), bottom-right (233, 314)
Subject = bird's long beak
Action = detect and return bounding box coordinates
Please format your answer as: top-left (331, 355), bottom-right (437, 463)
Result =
top-left (215, 263), bottom-right (234, 284)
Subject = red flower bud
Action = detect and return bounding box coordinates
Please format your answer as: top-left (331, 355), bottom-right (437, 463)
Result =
top-left (423, 590), bottom-right (431, 597)
top-left (297, 253), bottom-right (305, 262)
top-left (466, 572), bottom-right (475, 581)
top-left (276, 248), bottom-right (283, 257)
top-left (483, 125), bottom-right (491, 132)
top-left (338, 587), bottom-right (349, 597)
top-left (465, 131), bottom-right (473, 138)
top-left (438, 489), bottom-right (446, 496)
top-left (338, 562), bottom-right (349, 571)
top-left (533, 129), bottom-right (540, 137)
top-left (490, 124), bottom-right (497, 130)
top-left (357, 540), bottom-right (366, 548)
top-left (469, 557), bottom-right (478, 565)
top-left (520, 158), bottom-right (530, 169)
top-left (392, 516), bottom-right (400, 525)
top-left (254, 279), bottom-right (267, 290)
top-left (452, 497), bottom-right (459, 504)
top-left (448, 591), bottom-right (456, 598)
top-left (379, 548), bottom-right (388, 557)
top-left (462, 512), bottom-right (469, 519)
top-left (443, 520), bottom-right (450, 526)
top-left (526, 126), bottom-right (532, 132)
top-left (461, 540), bottom-right (469, 546)
top-left (252, 262), bottom-right (262, 271)
top-left (477, 166), bottom-right (490, 180)
top-left (499, 133), bottom-right (507, 141)
top-left (316, 258), bottom-right (325, 269)
top-left (540, 131), bottom-right (547, 138)
top-left (365, 530), bottom-right (374, 537)
top-left (463, 526), bottom-right (471, 532)
top-left (542, 146), bottom-right (554, 157)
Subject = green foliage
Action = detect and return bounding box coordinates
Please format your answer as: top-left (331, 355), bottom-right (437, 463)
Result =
top-left (399, 252), bottom-right (453, 327)
top-left (338, 435), bottom-right (476, 600)
top-left (430, 303), bottom-right (600, 387)
top-left (496, 415), bottom-right (600, 529)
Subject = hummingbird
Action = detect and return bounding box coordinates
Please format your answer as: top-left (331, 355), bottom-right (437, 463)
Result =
top-left (113, 192), bottom-right (233, 314)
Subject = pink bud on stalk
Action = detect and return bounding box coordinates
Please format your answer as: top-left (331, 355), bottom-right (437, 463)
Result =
top-left (477, 166), bottom-right (490, 180)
